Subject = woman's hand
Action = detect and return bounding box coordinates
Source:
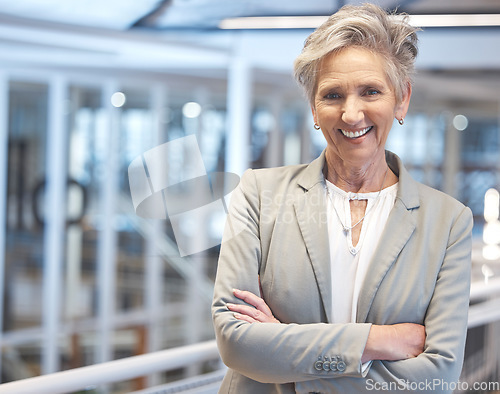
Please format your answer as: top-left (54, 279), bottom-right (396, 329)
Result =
top-left (226, 288), bottom-right (280, 324)
top-left (362, 323), bottom-right (425, 363)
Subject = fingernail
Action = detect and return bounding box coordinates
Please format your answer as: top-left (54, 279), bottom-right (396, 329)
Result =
top-left (226, 303), bottom-right (235, 309)
top-left (232, 288), bottom-right (240, 294)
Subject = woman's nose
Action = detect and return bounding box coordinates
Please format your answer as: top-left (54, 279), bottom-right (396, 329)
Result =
top-left (341, 96), bottom-right (363, 125)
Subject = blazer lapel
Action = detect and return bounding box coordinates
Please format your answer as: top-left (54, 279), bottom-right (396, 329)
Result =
top-left (356, 151), bottom-right (420, 323)
top-left (294, 152), bottom-right (333, 323)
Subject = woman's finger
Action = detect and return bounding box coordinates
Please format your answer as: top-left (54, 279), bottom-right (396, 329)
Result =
top-left (231, 289), bottom-right (280, 323)
top-left (233, 288), bottom-right (273, 316)
top-left (227, 302), bottom-right (266, 322)
top-left (233, 312), bottom-right (258, 324)
top-left (228, 303), bottom-right (277, 323)
top-left (232, 288), bottom-right (260, 306)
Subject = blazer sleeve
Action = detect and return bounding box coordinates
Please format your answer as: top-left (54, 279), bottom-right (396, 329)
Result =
top-left (212, 169), bottom-right (373, 384)
top-left (296, 204), bottom-right (473, 393)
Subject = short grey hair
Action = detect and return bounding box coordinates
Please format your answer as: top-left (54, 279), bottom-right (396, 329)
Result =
top-left (293, 3), bottom-right (419, 105)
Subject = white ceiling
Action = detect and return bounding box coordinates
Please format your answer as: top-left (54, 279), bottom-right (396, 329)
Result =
top-left (0, 0), bottom-right (158, 30)
top-left (2, 0), bottom-right (500, 30)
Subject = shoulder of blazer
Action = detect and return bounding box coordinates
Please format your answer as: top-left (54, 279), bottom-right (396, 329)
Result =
top-left (246, 150), bottom-right (327, 194)
top-left (386, 150), bottom-right (468, 218)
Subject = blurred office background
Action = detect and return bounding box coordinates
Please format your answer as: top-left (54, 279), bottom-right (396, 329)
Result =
top-left (0, 0), bottom-right (500, 393)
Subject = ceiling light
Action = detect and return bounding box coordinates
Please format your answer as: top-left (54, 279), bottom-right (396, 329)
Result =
top-left (219, 16), bottom-right (328, 30)
top-left (111, 92), bottom-right (126, 108)
top-left (182, 102), bottom-right (202, 119)
top-left (452, 114), bottom-right (468, 131)
top-left (409, 14), bottom-right (500, 27)
top-left (219, 14), bottom-right (500, 30)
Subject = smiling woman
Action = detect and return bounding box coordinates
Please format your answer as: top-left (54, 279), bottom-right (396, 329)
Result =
top-left (212, 4), bottom-right (473, 394)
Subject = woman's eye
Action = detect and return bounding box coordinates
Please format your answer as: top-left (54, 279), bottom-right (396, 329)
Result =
top-left (324, 93), bottom-right (341, 99)
top-left (366, 89), bottom-right (380, 96)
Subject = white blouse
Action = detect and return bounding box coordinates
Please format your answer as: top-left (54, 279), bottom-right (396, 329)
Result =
top-left (325, 180), bottom-right (398, 324)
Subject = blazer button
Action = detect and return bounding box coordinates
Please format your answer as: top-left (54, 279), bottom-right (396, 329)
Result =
top-left (322, 361), bottom-right (330, 371)
top-left (336, 360), bottom-right (346, 372)
top-left (314, 359), bottom-right (323, 371)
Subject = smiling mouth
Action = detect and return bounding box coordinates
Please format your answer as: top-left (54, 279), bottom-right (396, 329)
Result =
top-left (340, 126), bottom-right (373, 139)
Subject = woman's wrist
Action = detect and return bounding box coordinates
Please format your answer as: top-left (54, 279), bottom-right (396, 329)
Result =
top-left (361, 323), bottom-right (425, 363)
top-left (362, 324), bottom-right (387, 363)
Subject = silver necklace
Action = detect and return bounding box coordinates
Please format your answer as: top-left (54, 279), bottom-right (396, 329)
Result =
top-left (326, 167), bottom-right (388, 234)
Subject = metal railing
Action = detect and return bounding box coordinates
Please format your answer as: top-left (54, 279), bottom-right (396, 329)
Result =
top-left (468, 277), bottom-right (500, 328)
top-left (470, 276), bottom-right (500, 301)
top-left (0, 340), bottom-right (220, 394)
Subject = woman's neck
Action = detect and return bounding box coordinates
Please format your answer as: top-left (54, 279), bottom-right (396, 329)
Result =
top-left (324, 151), bottom-right (396, 193)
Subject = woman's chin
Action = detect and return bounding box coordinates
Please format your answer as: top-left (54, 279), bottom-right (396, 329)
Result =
top-left (333, 144), bottom-right (384, 167)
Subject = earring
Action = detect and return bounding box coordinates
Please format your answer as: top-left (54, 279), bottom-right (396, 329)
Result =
top-left (398, 118), bottom-right (404, 126)
top-left (314, 123), bottom-right (321, 130)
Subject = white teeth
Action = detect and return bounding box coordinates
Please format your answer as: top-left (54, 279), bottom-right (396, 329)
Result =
top-left (340, 126), bottom-right (372, 138)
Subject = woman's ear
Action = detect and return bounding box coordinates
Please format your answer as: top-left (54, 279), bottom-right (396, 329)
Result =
top-left (311, 105), bottom-right (318, 125)
top-left (396, 82), bottom-right (412, 120)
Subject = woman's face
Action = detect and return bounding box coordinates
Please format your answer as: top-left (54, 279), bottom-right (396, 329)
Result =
top-left (311, 46), bottom-right (411, 168)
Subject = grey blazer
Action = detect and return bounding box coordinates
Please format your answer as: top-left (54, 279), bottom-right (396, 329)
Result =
top-left (212, 150), bottom-right (473, 393)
